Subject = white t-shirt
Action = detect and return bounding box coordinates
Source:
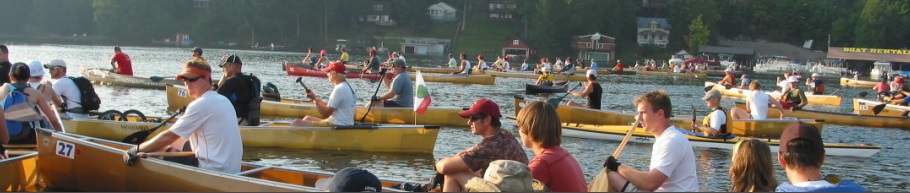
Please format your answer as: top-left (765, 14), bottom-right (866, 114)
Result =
top-left (168, 91), bottom-right (243, 174)
top-left (478, 60), bottom-right (489, 69)
top-left (554, 60), bottom-right (564, 69)
top-left (778, 81), bottom-right (791, 92)
top-left (51, 77), bottom-right (89, 119)
top-left (708, 109), bottom-right (726, 131)
top-left (520, 63), bottom-right (528, 71)
top-left (326, 82), bottom-right (356, 125)
top-left (673, 65), bottom-right (681, 73)
top-left (460, 60), bottom-right (472, 74)
top-left (650, 126), bottom-right (699, 192)
top-left (746, 90), bottom-right (771, 119)
top-left (503, 62), bottom-right (510, 72)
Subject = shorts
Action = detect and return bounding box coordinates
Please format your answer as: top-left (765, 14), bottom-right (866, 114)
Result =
top-left (620, 181), bottom-right (643, 192)
top-left (779, 101), bottom-right (801, 110)
top-left (383, 100), bottom-right (404, 107)
top-left (312, 120), bottom-right (335, 127)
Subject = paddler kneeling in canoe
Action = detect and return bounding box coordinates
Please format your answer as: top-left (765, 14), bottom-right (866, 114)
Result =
top-left (691, 90), bottom-right (729, 136)
top-left (292, 62), bottom-right (356, 127)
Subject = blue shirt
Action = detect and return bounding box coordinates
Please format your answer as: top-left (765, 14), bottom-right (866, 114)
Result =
top-left (390, 72), bottom-right (414, 107)
top-left (590, 62), bottom-right (598, 69)
top-left (775, 180), bottom-right (866, 192)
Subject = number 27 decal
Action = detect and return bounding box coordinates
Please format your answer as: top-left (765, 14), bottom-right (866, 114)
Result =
top-left (56, 141), bottom-right (76, 159)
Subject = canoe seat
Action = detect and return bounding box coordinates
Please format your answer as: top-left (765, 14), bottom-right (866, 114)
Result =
top-left (236, 166), bottom-right (273, 176)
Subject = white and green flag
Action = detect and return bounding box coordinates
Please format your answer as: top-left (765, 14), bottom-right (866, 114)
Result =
top-left (414, 70), bottom-right (432, 114)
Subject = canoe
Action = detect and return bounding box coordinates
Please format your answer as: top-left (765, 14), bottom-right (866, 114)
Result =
top-left (735, 102), bottom-right (910, 130)
top-left (840, 77), bottom-right (878, 88)
top-left (407, 67), bottom-right (460, 74)
top-left (285, 63), bottom-right (382, 81)
top-left (409, 73), bottom-right (496, 85)
top-left (62, 117), bottom-right (440, 154)
top-left (81, 67), bottom-right (183, 90)
top-left (34, 129), bottom-right (429, 191)
top-left (853, 98), bottom-right (909, 117)
top-left (597, 69), bottom-right (704, 78)
top-left (484, 71), bottom-right (589, 82)
top-left (706, 82), bottom-right (842, 106)
top-left (525, 83), bottom-right (568, 95)
top-left (166, 84), bottom-right (468, 127)
top-left (1, 151), bottom-right (39, 191)
top-left (513, 96), bottom-right (824, 138)
top-left (558, 123), bottom-right (879, 158)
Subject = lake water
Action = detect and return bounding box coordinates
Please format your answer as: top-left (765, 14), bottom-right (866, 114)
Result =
top-left (7, 44), bottom-right (908, 192)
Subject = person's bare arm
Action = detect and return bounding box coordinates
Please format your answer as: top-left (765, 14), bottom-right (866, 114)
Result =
top-left (435, 156), bottom-right (472, 175)
top-left (32, 92), bottom-right (62, 132)
top-left (769, 96), bottom-right (786, 118)
top-left (0, 112), bottom-right (8, 144)
top-left (138, 131), bottom-right (181, 152)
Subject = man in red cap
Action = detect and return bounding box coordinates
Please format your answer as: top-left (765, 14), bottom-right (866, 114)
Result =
top-left (292, 62), bottom-right (356, 126)
top-left (775, 122), bottom-right (866, 191)
top-left (123, 61), bottom-right (243, 174)
top-left (434, 98), bottom-right (528, 192)
top-left (362, 49), bottom-right (381, 74)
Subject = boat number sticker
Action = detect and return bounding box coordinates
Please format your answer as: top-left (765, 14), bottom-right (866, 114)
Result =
top-left (55, 141), bottom-right (76, 159)
top-left (177, 89), bottom-right (188, 98)
top-left (860, 105), bottom-right (868, 111)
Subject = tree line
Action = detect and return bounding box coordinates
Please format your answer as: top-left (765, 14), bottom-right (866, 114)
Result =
top-left (1, 0), bottom-right (907, 58)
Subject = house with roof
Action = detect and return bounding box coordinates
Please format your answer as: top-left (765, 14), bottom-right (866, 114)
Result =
top-left (637, 17), bottom-right (670, 48)
top-left (401, 37), bottom-right (450, 55)
top-left (502, 37), bottom-right (534, 60)
top-left (361, 1), bottom-right (396, 26)
top-left (574, 32), bottom-right (616, 63)
top-left (487, 0), bottom-right (518, 20)
top-left (428, 2), bottom-right (457, 22)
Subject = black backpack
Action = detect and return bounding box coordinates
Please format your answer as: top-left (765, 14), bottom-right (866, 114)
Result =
top-left (245, 74), bottom-right (262, 126)
top-left (64, 76), bottom-right (101, 113)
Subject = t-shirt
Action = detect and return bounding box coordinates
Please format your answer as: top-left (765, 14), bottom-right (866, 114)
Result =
top-left (650, 126), bottom-right (699, 192)
top-left (192, 56), bottom-right (207, 65)
top-left (538, 74), bottom-right (555, 83)
top-left (448, 58), bottom-right (458, 68)
top-left (326, 82), bottom-right (356, 125)
top-left (216, 73), bottom-right (254, 118)
top-left (51, 77), bottom-right (88, 119)
top-left (746, 90), bottom-right (771, 119)
top-left (776, 180), bottom-right (866, 192)
top-left (460, 60), bottom-right (472, 74)
top-left (457, 129), bottom-right (528, 174)
top-left (502, 62), bottom-right (510, 72)
top-left (590, 62), bottom-right (598, 69)
top-left (389, 72), bottom-right (413, 107)
top-left (528, 146), bottom-right (587, 192)
top-left (168, 91), bottom-right (243, 173)
top-left (520, 63), bottom-right (529, 71)
top-left (340, 52), bottom-right (349, 63)
top-left (367, 56), bottom-right (381, 71)
top-left (478, 60), bottom-right (488, 70)
top-left (702, 108), bottom-right (726, 133)
top-left (112, 52), bottom-right (134, 75)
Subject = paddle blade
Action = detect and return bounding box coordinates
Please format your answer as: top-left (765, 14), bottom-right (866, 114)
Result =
top-left (547, 98), bottom-right (561, 108)
top-left (872, 104), bottom-right (887, 115)
top-left (703, 85), bottom-right (714, 92)
top-left (858, 91), bottom-right (869, 98)
top-left (122, 130), bottom-right (152, 144)
top-left (149, 76), bottom-right (165, 82)
top-left (588, 169), bottom-right (611, 191)
top-left (295, 77), bottom-right (302, 83)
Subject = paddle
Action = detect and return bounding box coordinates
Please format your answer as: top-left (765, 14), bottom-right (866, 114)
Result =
top-left (547, 83), bottom-right (583, 108)
top-left (294, 77), bottom-right (311, 92)
top-left (149, 76), bottom-right (166, 82)
top-left (360, 68), bottom-right (388, 123)
top-left (858, 91), bottom-right (869, 98)
top-left (137, 151), bottom-right (196, 158)
top-left (121, 106), bottom-right (186, 144)
top-left (872, 103), bottom-right (888, 115)
top-left (588, 117), bottom-right (642, 191)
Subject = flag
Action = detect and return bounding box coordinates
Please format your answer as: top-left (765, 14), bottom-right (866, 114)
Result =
top-left (414, 70), bottom-right (432, 114)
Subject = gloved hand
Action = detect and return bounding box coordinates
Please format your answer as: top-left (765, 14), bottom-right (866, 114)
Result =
top-left (123, 146), bottom-right (140, 166)
top-left (371, 96), bottom-right (380, 102)
top-left (603, 155), bottom-right (621, 172)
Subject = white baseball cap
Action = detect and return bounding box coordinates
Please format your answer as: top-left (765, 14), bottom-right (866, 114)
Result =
top-left (27, 60), bottom-right (45, 77)
top-left (787, 76), bottom-right (799, 83)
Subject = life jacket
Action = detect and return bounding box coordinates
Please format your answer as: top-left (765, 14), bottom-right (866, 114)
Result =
top-left (702, 107), bottom-right (728, 135)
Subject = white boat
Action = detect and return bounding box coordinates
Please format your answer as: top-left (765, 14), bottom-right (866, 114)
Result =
top-left (753, 56), bottom-right (808, 74)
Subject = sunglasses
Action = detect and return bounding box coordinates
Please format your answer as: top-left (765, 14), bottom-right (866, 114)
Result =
top-left (469, 114), bottom-right (487, 122)
top-left (182, 75), bottom-right (204, 83)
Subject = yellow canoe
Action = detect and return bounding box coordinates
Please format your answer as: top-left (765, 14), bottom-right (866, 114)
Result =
top-left (735, 102), bottom-right (910, 129)
top-left (484, 71), bottom-right (590, 81)
top-left (706, 82), bottom-right (843, 106)
top-left (35, 129), bottom-right (431, 191)
top-left (1, 151), bottom-right (39, 192)
top-left (840, 77), bottom-right (879, 88)
top-left (558, 123), bottom-right (878, 157)
top-left (853, 98), bottom-right (909, 117)
top-left (513, 96), bottom-right (823, 138)
top-left (166, 84), bottom-right (468, 127)
top-left (407, 67), bottom-right (460, 74)
top-left (408, 73), bottom-right (496, 85)
top-left (62, 117), bottom-right (440, 154)
top-left (81, 67), bottom-right (184, 90)
top-left (597, 68), bottom-right (705, 78)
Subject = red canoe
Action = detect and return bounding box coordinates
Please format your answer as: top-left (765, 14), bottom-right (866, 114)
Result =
top-left (285, 63), bottom-right (382, 81)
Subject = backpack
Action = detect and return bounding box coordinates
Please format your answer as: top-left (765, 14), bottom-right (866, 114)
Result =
top-left (245, 74), bottom-right (262, 126)
top-left (64, 76), bottom-right (101, 113)
top-left (3, 84), bottom-right (39, 141)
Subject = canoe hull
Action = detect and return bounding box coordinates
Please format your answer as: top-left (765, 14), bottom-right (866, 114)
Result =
top-left (525, 84), bottom-right (568, 95)
top-left (736, 102), bottom-right (910, 129)
top-left (1, 152), bottom-right (39, 191)
top-left (707, 82), bottom-right (842, 106)
top-left (840, 77), bottom-right (878, 88)
top-left (486, 71), bottom-right (589, 81)
top-left (62, 118), bottom-right (440, 154)
top-left (410, 73), bottom-right (496, 85)
top-left (560, 124), bottom-right (879, 158)
top-left (166, 84), bottom-right (467, 127)
top-left (853, 98), bottom-right (909, 117)
top-left (81, 67), bottom-right (182, 90)
top-left (285, 64), bottom-right (382, 80)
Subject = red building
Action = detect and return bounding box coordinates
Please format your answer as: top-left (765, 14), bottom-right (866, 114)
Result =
top-left (574, 32), bottom-right (616, 63)
top-left (502, 37), bottom-right (534, 61)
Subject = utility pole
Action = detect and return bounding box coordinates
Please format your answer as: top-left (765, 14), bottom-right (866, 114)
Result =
top-left (461, 2), bottom-right (466, 31)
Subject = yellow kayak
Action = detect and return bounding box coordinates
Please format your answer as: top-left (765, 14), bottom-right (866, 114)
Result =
top-left (706, 82), bottom-right (843, 106)
top-left (736, 102), bottom-right (909, 129)
top-left (81, 67), bottom-right (183, 90)
top-left (853, 98), bottom-right (909, 117)
top-left (840, 77), bottom-right (879, 88)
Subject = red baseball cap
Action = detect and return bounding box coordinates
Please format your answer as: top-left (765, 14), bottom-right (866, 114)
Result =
top-left (321, 62), bottom-right (347, 74)
top-left (459, 99), bottom-right (501, 119)
top-left (369, 49), bottom-right (378, 55)
top-left (896, 77), bottom-right (904, 83)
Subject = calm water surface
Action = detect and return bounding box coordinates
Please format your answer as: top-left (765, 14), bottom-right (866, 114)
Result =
top-left (8, 44), bottom-right (909, 192)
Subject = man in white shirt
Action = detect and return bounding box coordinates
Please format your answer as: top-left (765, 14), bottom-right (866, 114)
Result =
top-left (123, 61), bottom-right (243, 173)
top-left (292, 62), bottom-right (356, 126)
top-left (44, 59), bottom-right (89, 120)
top-left (602, 90), bottom-right (699, 192)
top-left (732, 81), bottom-right (786, 120)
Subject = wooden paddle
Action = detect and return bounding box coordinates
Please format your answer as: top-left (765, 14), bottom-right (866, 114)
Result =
top-left (588, 117), bottom-right (642, 191)
top-left (547, 83), bottom-right (583, 108)
top-left (121, 106), bottom-right (186, 144)
top-left (137, 151), bottom-right (195, 158)
top-left (360, 68), bottom-right (388, 123)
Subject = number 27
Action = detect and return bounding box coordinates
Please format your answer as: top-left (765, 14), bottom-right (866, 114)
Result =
top-left (56, 141), bottom-right (74, 158)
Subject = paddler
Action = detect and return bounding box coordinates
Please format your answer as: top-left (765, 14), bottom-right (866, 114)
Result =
top-left (692, 90), bottom-right (727, 136)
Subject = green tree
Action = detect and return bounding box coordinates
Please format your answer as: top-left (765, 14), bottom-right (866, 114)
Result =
top-left (688, 14), bottom-right (710, 53)
top-left (856, 0), bottom-right (910, 48)
top-left (28, 0), bottom-right (94, 36)
top-left (529, 0), bottom-right (571, 57)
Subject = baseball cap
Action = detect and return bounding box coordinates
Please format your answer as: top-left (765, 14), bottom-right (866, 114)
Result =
top-left (219, 54), bottom-right (242, 67)
top-left (321, 61), bottom-right (347, 74)
top-left (191, 47), bottom-right (203, 53)
top-left (779, 122), bottom-right (825, 154)
top-left (811, 73), bottom-right (819, 77)
top-left (740, 74), bottom-right (748, 79)
top-left (43, 59), bottom-right (67, 69)
top-left (724, 68), bottom-right (733, 73)
top-left (459, 98), bottom-right (502, 119)
top-left (320, 49), bottom-right (327, 56)
top-left (464, 160), bottom-right (548, 192)
top-left (389, 59), bottom-right (406, 68)
top-left (314, 167), bottom-right (382, 192)
top-left (27, 60), bottom-right (44, 77)
top-left (586, 69), bottom-right (597, 78)
top-left (896, 77), bottom-right (904, 83)
top-left (702, 89), bottom-right (722, 100)
top-left (176, 61), bottom-right (212, 80)
top-left (370, 49), bottom-right (378, 55)
top-left (787, 76), bottom-right (799, 83)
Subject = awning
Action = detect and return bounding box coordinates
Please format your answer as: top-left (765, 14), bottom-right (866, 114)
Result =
top-left (827, 47), bottom-right (910, 63)
top-left (698, 46), bottom-right (755, 55)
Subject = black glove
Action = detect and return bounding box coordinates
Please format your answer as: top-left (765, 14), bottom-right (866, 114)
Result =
top-left (380, 68), bottom-right (388, 75)
top-left (371, 96), bottom-right (380, 102)
top-left (123, 146), bottom-right (140, 166)
top-left (603, 155), bottom-right (621, 172)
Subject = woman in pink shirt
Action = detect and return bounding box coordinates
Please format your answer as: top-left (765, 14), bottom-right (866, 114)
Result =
top-left (516, 101), bottom-right (588, 192)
